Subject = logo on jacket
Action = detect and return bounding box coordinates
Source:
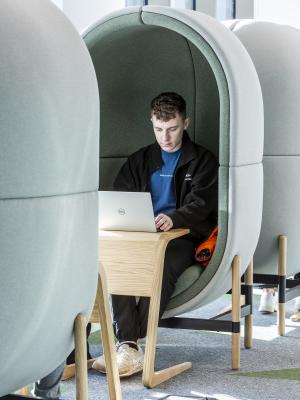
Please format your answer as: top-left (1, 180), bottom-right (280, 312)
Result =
top-left (184, 173), bottom-right (192, 181)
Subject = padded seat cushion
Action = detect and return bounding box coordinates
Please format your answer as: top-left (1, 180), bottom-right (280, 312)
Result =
top-left (171, 265), bottom-right (203, 298)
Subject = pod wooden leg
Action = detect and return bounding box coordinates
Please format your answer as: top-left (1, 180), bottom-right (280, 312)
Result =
top-left (96, 266), bottom-right (122, 400)
top-left (278, 235), bottom-right (287, 336)
top-left (232, 255), bottom-right (241, 370)
top-left (75, 313), bottom-right (88, 400)
top-left (244, 259), bottom-right (253, 349)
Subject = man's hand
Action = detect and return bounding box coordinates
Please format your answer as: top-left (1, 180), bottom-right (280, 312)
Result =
top-left (155, 214), bottom-right (173, 232)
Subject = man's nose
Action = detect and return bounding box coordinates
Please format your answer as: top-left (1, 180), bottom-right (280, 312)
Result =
top-left (162, 131), bottom-right (169, 141)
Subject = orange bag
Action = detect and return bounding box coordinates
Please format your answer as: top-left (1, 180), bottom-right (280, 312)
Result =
top-left (195, 227), bottom-right (218, 267)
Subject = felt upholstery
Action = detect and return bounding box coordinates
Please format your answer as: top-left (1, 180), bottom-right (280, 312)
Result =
top-left (227, 20), bottom-right (300, 275)
top-left (171, 266), bottom-right (203, 298)
top-left (0, 0), bottom-right (99, 395)
top-left (254, 157), bottom-right (300, 274)
top-left (83, 6), bottom-right (263, 317)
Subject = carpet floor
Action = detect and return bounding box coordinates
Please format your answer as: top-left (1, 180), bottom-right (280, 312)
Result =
top-left (61, 293), bottom-right (300, 400)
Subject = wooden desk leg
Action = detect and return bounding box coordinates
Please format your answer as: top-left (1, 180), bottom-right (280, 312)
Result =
top-left (142, 242), bottom-right (192, 389)
top-left (142, 299), bottom-right (192, 388)
top-left (232, 255), bottom-right (241, 370)
top-left (75, 314), bottom-right (88, 400)
top-left (96, 267), bottom-right (122, 400)
top-left (244, 258), bottom-right (253, 349)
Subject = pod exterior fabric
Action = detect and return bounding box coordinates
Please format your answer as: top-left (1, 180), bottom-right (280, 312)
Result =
top-left (227, 20), bottom-right (300, 276)
top-left (83, 6), bottom-right (263, 317)
top-left (0, 0), bottom-right (99, 394)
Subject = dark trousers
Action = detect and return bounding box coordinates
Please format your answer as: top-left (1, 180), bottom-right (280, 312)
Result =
top-left (111, 237), bottom-right (196, 342)
top-left (34, 363), bottom-right (64, 399)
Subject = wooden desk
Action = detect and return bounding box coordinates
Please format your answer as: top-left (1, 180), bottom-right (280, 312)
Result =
top-left (99, 228), bottom-right (192, 388)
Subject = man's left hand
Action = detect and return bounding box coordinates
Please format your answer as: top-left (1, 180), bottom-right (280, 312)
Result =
top-left (155, 214), bottom-right (173, 232)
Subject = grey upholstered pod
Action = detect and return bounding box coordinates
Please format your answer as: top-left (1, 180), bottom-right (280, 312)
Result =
top-left (226, 20), bottom-right (300, 276)
top-left (83, 5), bottom-right (263, 318)
top-left (0, 0), bottom-right (99, 395)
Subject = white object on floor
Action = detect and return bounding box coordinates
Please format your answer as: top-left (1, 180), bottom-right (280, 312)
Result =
top-left (258, 291), bottom-right (277, 313)
top-left (290, 297), bottom-right (300, 322)
top-left (294, 296), bottom-right (300, 312)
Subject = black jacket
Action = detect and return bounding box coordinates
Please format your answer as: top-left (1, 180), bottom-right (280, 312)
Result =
top-left (114, 132), bottom-right (218, 243)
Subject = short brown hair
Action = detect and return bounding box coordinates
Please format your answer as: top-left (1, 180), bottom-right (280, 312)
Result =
top-left (151, 92), bottom-right (186, 121)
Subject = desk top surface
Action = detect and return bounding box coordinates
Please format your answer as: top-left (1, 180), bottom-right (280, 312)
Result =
top-left (99, 228), bottom-right (190, 242)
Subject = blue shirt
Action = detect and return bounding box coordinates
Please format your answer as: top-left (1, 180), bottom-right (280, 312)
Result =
top-left (150, 149), bottom-right (181, 216)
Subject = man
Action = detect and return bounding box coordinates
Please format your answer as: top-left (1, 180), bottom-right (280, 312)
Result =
top-left (93, 92), bottom-right (218, 377)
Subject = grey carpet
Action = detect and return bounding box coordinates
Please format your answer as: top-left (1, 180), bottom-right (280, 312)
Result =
top-left (61, 293), bottom-right (300, 400)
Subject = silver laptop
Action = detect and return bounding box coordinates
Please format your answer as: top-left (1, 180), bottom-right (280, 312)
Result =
top-left (98, 191), bottom-right (156, 232)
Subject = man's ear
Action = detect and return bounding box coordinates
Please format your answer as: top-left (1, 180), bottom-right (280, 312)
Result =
top-left (184, 117), bottom-right (190, 130)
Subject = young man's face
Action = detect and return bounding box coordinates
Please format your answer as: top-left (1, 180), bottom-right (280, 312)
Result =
top-left (151, 112), bottom-right (190, 153)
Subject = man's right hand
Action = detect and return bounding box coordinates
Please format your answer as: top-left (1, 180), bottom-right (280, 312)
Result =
top-left (155, 214), bottom-right (173, 232)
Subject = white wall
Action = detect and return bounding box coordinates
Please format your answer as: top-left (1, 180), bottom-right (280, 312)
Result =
top-left (236, 0), bottom-right (254, 19)
top-left (170, 0), bottom-right (188, 8)
top-left (172, 0), bottom-right (254, 20)
top-left (198, 0), bottom-right (217, 17)
top-left (254, 0), bottom-right (300, 29)
top-left (170, 0), bottom-right (216, 17)
top-left (148, 0), bottom-right (170, 5)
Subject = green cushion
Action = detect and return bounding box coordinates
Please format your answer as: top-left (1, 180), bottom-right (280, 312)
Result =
top-left (171, 265), bottom-right (203, 298)
top-left (100, 158), bottom-right (127, 190)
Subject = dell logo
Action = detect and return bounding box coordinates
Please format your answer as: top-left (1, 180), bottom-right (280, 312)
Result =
top-left (118, 208), bottom-right (126, 216)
